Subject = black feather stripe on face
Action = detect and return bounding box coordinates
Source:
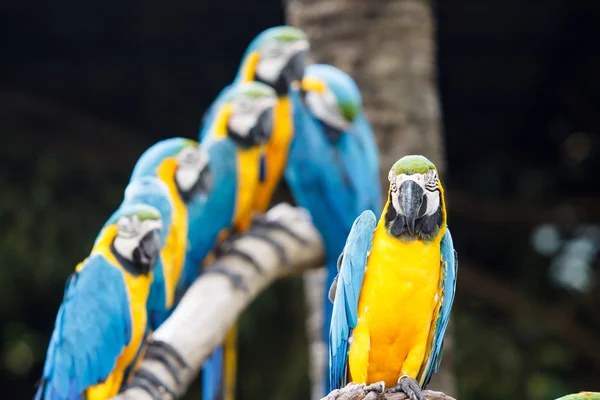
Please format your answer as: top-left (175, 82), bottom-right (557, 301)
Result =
top-left (384, 189), bottom-right (444, 242)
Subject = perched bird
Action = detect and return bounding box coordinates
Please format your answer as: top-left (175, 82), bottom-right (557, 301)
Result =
top-left (196, 81), bottom-right (279, 400)
top-left (285, 63), bottom-right (381, 393)
top-left (124, 138), bottom-right (212, 329)
top-left (199, 25), bottom-right (309, 214)
top-left (35, 204), bottom-right (163, 400)
top-left (328, 155), bottom-right (458, 400)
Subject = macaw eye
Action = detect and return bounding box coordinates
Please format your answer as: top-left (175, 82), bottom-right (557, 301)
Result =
top-left (262, 43), bottom-right (283, 59)
top-left (425, 171), bottom-right (438, 191)
top-left (236, 98), bottom-right (254, 114)
top-left (391, 182), bottom-right (398, 193)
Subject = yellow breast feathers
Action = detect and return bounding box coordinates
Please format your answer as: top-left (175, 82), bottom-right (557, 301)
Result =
top-left (253, 96), bottom-right (293, 213)
top-left (348, 206), bottom-right (443, 388)
top-left (156, 158), bottom-right (189, 308)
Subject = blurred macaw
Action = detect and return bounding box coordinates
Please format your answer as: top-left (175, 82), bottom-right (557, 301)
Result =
top-left (199, 25), bottom-right (309, 215)
top-left (195, 81), bottom-right (278, 400)
top-left (35, 204), bottom-right (164, 400)
top-left (284, 63), bottom-right (382, 393)
top-left (328, 155), bottom-right (458, 400)
top-left (124, 138), bottom-right (212, 330)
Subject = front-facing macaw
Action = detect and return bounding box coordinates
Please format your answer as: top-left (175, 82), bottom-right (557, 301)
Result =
top-left (328, 155), bottom-right (458, 400)
top-left (195, 81), bottom-right (278, 400)
top-left (199, 25), bottom-right (309, 214)
top-left (35, 204), bottom-right (164, 400)
top-left (284, 64), bottom-right (381, 393)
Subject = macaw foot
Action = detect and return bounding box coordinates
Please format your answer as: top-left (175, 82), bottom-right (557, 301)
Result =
top-left (128, 366), bottom-right (177, 399)
top-left (214, 236), bottom-right (264, 274)
top-left (360, 381), bottom-right (386, 394)
top-left (387, 375), bottom-right (425, 400)
top-left (143, 340), bottom-right (189, 387)
top-left (244, 226), bottom-right (289, 266)
top-left (251, 216), bottom-right (310, 246)
top-left (202, 263), bottom-right (249, 292)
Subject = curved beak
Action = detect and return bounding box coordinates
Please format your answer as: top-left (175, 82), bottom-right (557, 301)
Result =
top-left (139, 228), bottom-right (162, 272)
top-left (282, 47), bottom-right (309, 85)
top-left (399, 180), bottom-right (424, 235)
top-left (248, 107), bottom-right (274, 145)
top-left (198, 166), bottom-right (213, 196)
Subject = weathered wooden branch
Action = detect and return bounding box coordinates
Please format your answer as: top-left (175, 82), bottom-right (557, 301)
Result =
top-left (321, 384), bottom-right (455, 400)
top-left (111, 203), bottom-right (324, 400)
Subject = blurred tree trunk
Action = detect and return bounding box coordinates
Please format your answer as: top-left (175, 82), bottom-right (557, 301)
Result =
top-left (286, 0), bottom-right (455, 396)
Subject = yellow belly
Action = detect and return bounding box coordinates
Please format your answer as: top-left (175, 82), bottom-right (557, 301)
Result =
top-left (234, 146), bottom-right (262, 232)
top-left (347, 225), bottom-right (441, 387)
top-left (253, 96), bottom-right (293, 213)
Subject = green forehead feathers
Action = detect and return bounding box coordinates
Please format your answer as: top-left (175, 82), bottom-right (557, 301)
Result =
top-left (391, 155), bottom-right (437, 175)
top-left (120, 204), bottom-right (162, 222)
top-left (226, 82), bottom-right (277, 102)
top-left (271, 27), bottom-right (308, 43)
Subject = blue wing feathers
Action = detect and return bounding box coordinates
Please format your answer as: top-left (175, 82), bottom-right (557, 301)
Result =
top-left (421, 227), bottom-right (458, 387)
top-left (37, 256), bottom-right (132, 399)
top-left (329, 210), bottom-right (377, 391)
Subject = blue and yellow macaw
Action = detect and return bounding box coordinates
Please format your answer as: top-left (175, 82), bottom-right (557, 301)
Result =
top-left (199, 25), bottom-right (309, 214)
top-left (284, 64), bottom-right (382, 393)
top-left (328, 155), bottom-right (458, 400)
top-left (35, 204), bottom-right (164, 400)
top-left (123, 138), bottom-right (212, 330)
top-left (195, 81), bottom-right (278, 400)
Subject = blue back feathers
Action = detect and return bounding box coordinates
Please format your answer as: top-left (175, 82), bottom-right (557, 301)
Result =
top-left (36, 255), bottom-right (132, 400)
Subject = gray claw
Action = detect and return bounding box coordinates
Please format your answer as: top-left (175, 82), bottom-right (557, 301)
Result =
top-left (128, 367), bottom-right (176, 399)
top-left (225, 247), bottom-right (264, 274)
top-left (358, 381), bottom-right (385, 394)
top-left (387, 376), bottom-right (425, 400)
top-left (244, 229), bottom-right (289, 266)
top-left (203, 263), bottom-right (249, 292)
top-left (252, 217), bottom-right (310, 245)
top-left (143, 340), bottom-right (189, 387)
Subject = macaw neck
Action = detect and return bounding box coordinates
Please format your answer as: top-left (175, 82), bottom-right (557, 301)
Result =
top-left (239, 51), bottom-right (260, 83)
top-left (212, 104), bottom-right (233, 139)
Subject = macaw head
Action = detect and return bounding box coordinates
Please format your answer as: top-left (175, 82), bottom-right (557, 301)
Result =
top-left (130, 138), bottom-right (213, 204)
top-left (385, 155), bottom-right (446, 241)
top-left (174, 144), bottom-right (212, 203)
top-left (124, 176), bottom-right (173, 244)
top-left (223, 81), bottom-right (278, 148)
top-left (240, 26), bottom-right (310, 95)
top-left (112, 204), bottom-right (163, 275)
top-left (301, 64), bottom-right (362, 143)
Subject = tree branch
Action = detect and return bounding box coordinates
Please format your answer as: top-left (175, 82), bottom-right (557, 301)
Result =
top-left (111, 203), bottom-right (324, 400)
top-left (321, 384), bottom-right (455, 400)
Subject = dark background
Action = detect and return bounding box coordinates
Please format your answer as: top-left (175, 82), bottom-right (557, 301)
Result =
top-left (1, 0), bottom-right (600, 399)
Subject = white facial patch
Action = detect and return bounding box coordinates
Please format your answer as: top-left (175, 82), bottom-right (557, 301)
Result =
top-left (388, 169), bottom-right (440, 217)
top-left (114, 215), bottom-right (163, 261)
top-left (304, 86), bottom-right (351, 132)
top-left (227, 95), bottom-right (276, 138)
top-left (175, 146), bottom-right (209, 192)
top-left (255, 39), bottom-right (309, 84)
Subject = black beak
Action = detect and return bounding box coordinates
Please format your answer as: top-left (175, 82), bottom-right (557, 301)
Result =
top-left (248, 107), bottom-right (274, 145)
top-left (283, 49), bottom-right (308, 86)
top-left (197, 166), bottom-right (213, 196)
top-left (399, 181), bottom-right (425, 235)
top-left (135, 229), bottom-right (161, 273)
